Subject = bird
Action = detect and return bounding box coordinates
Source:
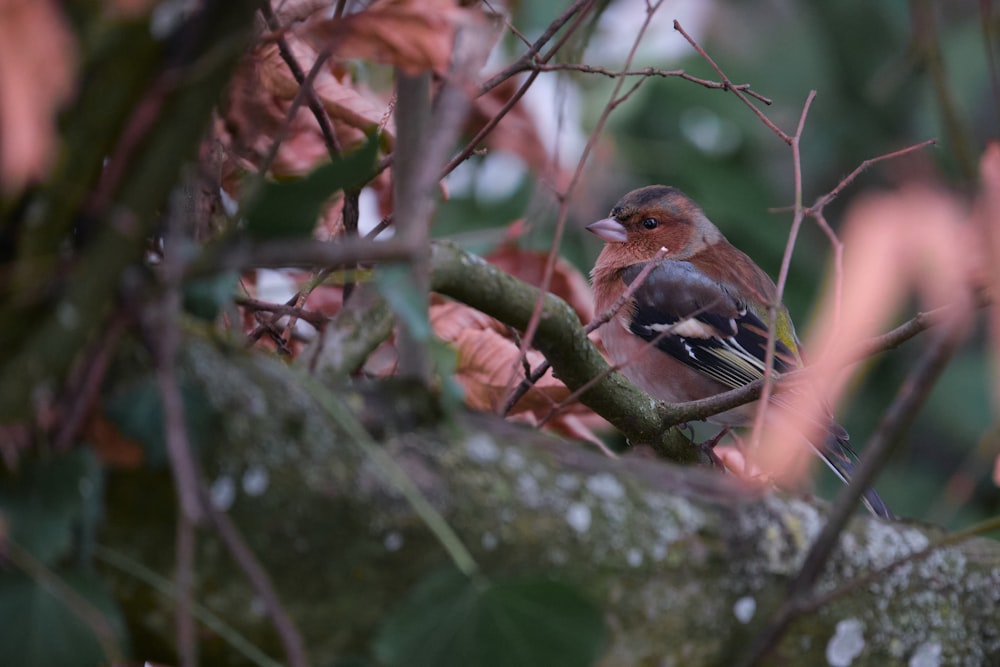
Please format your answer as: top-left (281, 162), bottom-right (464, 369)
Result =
top-left (587, 185), bottom-right (892, 519)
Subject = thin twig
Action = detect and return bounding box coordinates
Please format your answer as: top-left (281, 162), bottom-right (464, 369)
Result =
top-left (524, 63), bottom-right (772, 104)
top-left (176, 512), bottom-right (197, 667)
top-left (767, 139), bottom-right (936, 349)
top-left (341, 188), bottom-right (361, 302)
top-left (503, 248), bottom-right (667, 416)
top-left (807, 139), bottom-right (937, 211)
top-left (236, 297), bottom-right (328, 328)
top-left (749, 91), bottom-right (815, 451)
top-left (54, 313), bottom-right (127, 450)
top-left (802, 512), bottom-right (1000, 616)
top-left (511, 0), bottom-right (665, 409)
top-left (259, 4), bottom-right (341, 158)
top-left (202, 500), bottom-right (310, 667)
top-left (479, 0), bottom-right (594, 94)
top-left (444, 0), bottom-right (597, 177)
top-left (296, 369), bottom-right (480, 578)
top-left (673, 20), bottom-right (790, 144)
top-left (482, 0), bottom-right (532, 49)
top-left (157, 181), bottom-right (309, 667)
top-left (442, 70), bottom-right (540, 177)
top-left (155, 206), bottom-right (205, 526)
top-left (3, 541), bottom-right (125, 663)
top-left (94, 545), bottom-right (283, 667)
top-left (364, 215), bottom-right (393, 239)
top-left (539, 295), bottom-right (725, 430)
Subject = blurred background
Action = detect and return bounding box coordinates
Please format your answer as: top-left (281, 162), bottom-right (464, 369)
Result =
top-left (433, 0), bottom-right (1000, 526)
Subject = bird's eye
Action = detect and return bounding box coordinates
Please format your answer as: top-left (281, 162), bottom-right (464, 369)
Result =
top-left (642, 218), bottom-right (659, 230)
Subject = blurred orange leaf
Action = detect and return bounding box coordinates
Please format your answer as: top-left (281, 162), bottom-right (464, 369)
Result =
top-left (468, 78), bottom-right (550, 172)
top-left (0, 0), bottom-right (76, 194)
top-left (754, 184), bottom-right (975, 488)
top-left (86, 411), bottom-right (144, 469)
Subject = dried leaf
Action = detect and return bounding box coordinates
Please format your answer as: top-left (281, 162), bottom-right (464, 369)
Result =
top-left (301, 0), bottom-right (473, 75)
top-left (0, 0), bottom-right (76, 194)
top-left (486, 240), bottom-right (594, 323)
top-left (85, 411), bottom-right (144, 469)
top-left (430, 300), bottom-right (603, 445)
top-left (467, 77), bottom-right (550, 173)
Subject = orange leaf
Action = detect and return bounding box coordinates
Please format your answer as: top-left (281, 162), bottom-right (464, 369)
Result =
top-left (0, 0), bottom-right (76, 194)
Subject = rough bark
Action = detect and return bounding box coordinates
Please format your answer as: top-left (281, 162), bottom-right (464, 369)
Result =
top-left (100, 336), bottom-right (1000, 667)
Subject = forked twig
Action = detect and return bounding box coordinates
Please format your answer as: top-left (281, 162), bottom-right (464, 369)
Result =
top-left (673, 20), bottom-right (791, 144)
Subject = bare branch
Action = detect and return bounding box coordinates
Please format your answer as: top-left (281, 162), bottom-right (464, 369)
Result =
top-left (525, 63), bottom-right (773, 104)
top-left (236, 296), bottom-right (328, 328)
top-left (478, 0), bottom-right (594, 94)
top-left (749, 90), bottom-right (816, 450)
top-left (259, 4), bottom-right (341, 158)
top-left (673, 20), bottom-right (790, 144)
top-left (512, 0), bottom-right (666, 409)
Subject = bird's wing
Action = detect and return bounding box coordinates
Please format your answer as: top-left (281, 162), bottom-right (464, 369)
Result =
top-left (621, 260), bottom-right (800, 390)
top-left (622, 261), bottom-right (892, 519)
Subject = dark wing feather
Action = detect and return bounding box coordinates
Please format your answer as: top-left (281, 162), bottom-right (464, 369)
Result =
top-left (622, 262), bottom-right (893, 519)
top-left (621, 261), bottom-right (797, 390)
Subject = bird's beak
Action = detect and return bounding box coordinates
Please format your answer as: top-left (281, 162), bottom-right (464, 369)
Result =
top-left (586, 217), bottom-right (627, 243)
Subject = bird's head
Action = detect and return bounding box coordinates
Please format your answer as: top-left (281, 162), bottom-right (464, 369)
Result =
top-left (587, 185), bottom-right (722, 265)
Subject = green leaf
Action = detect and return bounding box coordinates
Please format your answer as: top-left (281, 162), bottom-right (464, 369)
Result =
top-left (183, 271), bottom-right (238, 321)
top-left (375, 263), bottom-right (430, 341)
top-left (429, 338), bottom-right (465, 412)
top-left (0, 569), bottom-right (126, 667)
top-left (103, 375), bottom-right (218, 467)
top-left (374, 569), bottom-right (607, 667)
top-left (244, 133), bottom-right (379, 239)
top-left (0, 451), bottom-right (101, 564)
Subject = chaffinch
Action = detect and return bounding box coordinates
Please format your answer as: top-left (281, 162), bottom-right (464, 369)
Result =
top-left (588, 185), bottom-right (891, 518)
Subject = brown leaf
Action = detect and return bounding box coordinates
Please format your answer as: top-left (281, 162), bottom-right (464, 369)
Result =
top-left (301, 0), bottom-right (474, 75)
top-left (486, 235), bottom-right (595, 324)
top-left (85, 411), bottom-right (144, 469)
top-left (0, 0), bottom-right (76, 194)
top-left (467, 77), bottom-right (550, 172)
top-left (222, 42), bottom-right (392, 178)
top-left (431, 301), bottom-right (563, 410)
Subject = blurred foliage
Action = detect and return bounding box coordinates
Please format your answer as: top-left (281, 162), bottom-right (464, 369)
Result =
top-left (374, 568), bottom-right (606, 667)
top-left (244, 133), bottom-right (379, 239)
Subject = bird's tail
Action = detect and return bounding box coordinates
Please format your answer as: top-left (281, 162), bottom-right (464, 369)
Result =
top-left (811, 429), bottom-right (893, 519)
